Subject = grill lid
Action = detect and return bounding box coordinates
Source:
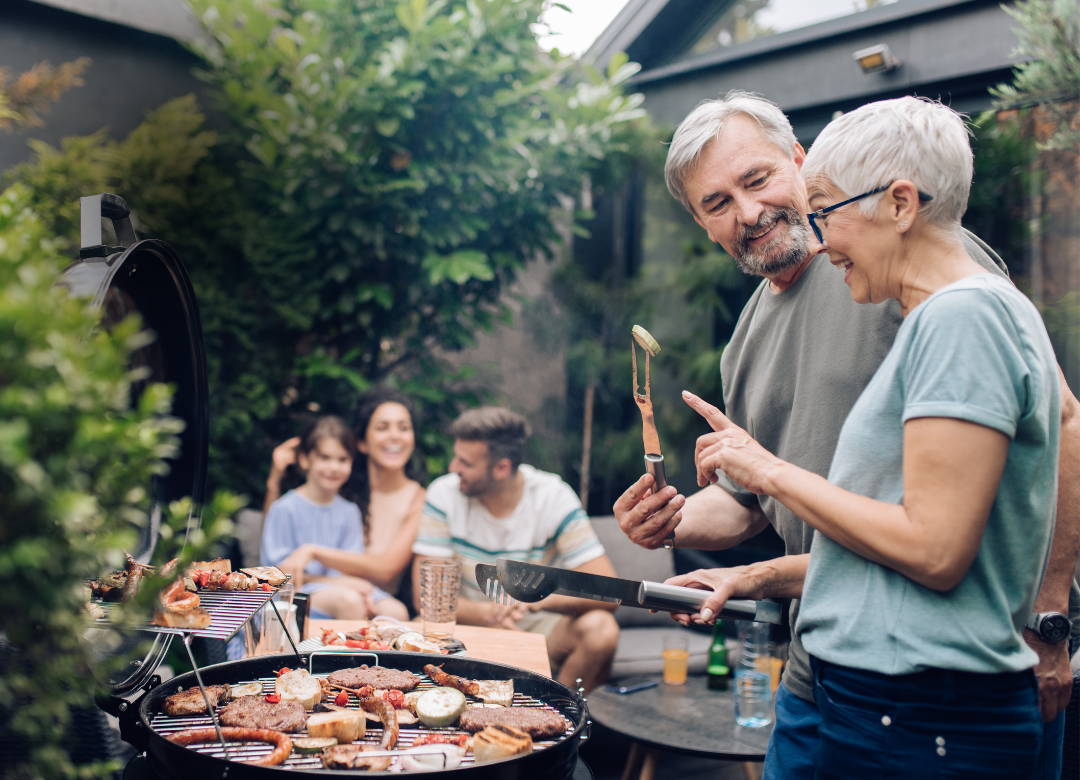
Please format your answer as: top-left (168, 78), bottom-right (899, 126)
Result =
top-left (63, 193), bottom-right (210, 694)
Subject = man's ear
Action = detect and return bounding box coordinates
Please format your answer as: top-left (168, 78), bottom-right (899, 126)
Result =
top-left (793, 142), bottom-right (807, 170)
top-left (491, 458), bottom-right (514, 481)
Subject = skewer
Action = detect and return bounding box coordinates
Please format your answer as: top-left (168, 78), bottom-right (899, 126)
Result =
top-left (181, 633), bottom-right (232, 760)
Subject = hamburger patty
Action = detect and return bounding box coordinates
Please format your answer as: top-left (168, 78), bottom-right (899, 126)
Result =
top-left (326, 665), bottom-right (420, 691)
top-left (459, 707), bottom-right (569, 739)
top-left (218, 697), bottom-right (306, 732)
top-left (163, 685), bottom-right (231, 717)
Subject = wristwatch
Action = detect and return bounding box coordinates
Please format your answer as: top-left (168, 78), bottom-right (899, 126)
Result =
top-left (1025, 611), bottom-right (1072, 644)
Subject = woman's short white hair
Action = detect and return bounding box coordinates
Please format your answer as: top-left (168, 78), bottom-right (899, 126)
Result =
top-left (801, 97), bottom-right (973, 228)
top-left (666, 90), bottom-right (797, 213)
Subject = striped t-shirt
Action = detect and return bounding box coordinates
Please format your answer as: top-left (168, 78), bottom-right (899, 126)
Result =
top-left (413, 465), bottom-right (605, 601)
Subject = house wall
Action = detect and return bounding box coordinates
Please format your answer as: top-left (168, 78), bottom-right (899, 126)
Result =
top-left (0, 0), bottom-right (218, 173)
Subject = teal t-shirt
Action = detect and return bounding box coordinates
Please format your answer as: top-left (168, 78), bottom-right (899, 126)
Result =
top-left (798, 274), bottom-right (1061, 675)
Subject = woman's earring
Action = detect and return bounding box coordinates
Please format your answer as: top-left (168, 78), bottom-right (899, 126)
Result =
top-left (899, 221), bottom-right (908, 229)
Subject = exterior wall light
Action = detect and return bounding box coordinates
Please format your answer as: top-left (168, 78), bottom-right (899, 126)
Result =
top-left (852, 43), bottom-right (901, 74)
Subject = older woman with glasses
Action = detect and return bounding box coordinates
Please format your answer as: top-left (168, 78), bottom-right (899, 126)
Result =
top-left (690, 97), bottom-right (1061, 779)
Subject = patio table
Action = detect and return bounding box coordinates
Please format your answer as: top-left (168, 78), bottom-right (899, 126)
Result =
top-left (587, 674), bottom-right (773, 780)
top-left (304, 619), bottom-right (553, 677)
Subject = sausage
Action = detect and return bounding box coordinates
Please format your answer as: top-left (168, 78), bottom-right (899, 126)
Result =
top-left (359, 696), bottom-right (398, 750)
top-left (167, 727), bottom-right (293, 766)
top-left (158, 558), bottom-right (179, 579)
top-left (424, 664), bottom-right (479, 696)
top-left (123, 553), bottom-right (144, 602)
top-left (159, 578), bottom-right (200, 610)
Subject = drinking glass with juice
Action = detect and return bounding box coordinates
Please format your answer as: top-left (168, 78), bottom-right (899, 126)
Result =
top-left (662, 633), bottom-right (690, 685)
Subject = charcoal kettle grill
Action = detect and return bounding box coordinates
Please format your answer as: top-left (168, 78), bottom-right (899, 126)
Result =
top-left (60, 196), bottom-right (591, 779)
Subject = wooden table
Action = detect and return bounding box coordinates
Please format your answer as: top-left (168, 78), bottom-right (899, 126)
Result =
top-left (588, 674), bottom-right (772, 780)
top-left (306, 619), bottom-right (552, 678)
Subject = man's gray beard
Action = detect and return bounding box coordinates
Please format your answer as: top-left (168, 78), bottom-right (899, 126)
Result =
top-left (732, 206), bottom-right (814, 277)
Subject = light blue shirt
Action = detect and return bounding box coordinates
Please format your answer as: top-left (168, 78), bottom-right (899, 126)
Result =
top-left (798, 274), bottom-right (1060, 675)
top-left (261, 490), bottom-right (391, 602)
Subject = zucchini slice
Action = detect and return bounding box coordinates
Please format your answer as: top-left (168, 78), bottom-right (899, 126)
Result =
top-left (632, 325), bottom-right (661, 356)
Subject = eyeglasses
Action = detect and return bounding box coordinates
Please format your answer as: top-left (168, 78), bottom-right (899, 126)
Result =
top-left (807, 185), bottom-right (934, 244)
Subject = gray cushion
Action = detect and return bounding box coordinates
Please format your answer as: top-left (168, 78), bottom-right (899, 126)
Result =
top-left (235, 508), bottom-right (265, 569)
top-left (591, 516), bottom-right (676, 628)
top-left (611, 626), bottom-right (712, 678)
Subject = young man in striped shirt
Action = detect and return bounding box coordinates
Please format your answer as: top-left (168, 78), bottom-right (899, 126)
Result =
top-left (412, 406), bottom-right (620, 690)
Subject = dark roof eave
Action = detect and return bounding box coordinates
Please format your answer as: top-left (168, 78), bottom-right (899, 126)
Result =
top-left (628, 0), bottom-right (991, 87)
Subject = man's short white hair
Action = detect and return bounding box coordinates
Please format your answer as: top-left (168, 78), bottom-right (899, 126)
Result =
top-left (665, 90), bottom-right (797, 213)
top-left (801, 97), bottom-right (973, 228)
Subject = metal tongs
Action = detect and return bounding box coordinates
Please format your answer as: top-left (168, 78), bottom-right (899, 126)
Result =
top-left (475, 559), bottom-right (784, 623)
top-left (631, 326), bottom-right (675, 549)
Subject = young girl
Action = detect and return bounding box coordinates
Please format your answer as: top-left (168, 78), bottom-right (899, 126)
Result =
top-left (265, 389), bottom-right (425, 599)
top-left (261, 415), bottom-right (409, 620)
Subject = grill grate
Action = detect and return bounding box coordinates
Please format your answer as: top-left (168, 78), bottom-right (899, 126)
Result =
top-left (95, 587), bottom-right (283, 641)
top-left (150, 671), bottom-right (576, 769)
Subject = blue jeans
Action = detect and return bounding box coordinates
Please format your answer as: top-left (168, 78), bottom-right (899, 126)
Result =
top-left (762, 681), bottom-right (821, 780)
top-left (1030, 710), bottom-right (1064, 780)
top-left (762, 676), bottom-right (1066, 780)
top-left (811, 657), bottom-right (1042, 779)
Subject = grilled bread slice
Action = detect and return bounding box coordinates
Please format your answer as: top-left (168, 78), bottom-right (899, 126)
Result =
top-left (473, 725), bottom-right (532, 763)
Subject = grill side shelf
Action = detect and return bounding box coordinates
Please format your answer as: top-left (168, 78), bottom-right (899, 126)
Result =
top-left (92, 579), bottom-right (289, 641)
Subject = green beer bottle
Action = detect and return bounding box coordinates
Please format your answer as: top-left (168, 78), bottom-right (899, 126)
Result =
top-left (707, 620), bottom-right (730, 690)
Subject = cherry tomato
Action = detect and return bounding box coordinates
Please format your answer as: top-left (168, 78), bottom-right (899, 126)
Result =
top-left (261, 583), bottom-right (271, 591)
top-left (275, 667), bottom-right (291, 677)
top-left (344, 639), bottom-right (365, 649)
top-left (334, 691), bottom-right (349, 706)
top-left (265, 694), bottom-right (280, 703)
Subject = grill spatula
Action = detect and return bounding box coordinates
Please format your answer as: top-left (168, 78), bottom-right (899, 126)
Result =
top-left (475, 559), bottom-right (784, 624)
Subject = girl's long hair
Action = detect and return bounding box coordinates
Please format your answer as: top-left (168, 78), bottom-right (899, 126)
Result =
top-left (342, 388), bottom-right (426, 540)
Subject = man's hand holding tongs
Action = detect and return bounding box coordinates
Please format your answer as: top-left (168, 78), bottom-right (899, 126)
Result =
top-left (614, 475), bottom-right (685, 550)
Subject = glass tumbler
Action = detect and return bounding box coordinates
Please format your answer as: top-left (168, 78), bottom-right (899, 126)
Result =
top-left (661, 632), bottom-right (690, 685)
top-left (257, 582), bottom-right (297, 654)
top-left (419, 558), bottom-right (460, 639)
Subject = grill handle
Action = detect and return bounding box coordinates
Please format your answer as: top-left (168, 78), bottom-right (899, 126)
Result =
top-left (308, 648), bottom-right (380, 675)
top-left (80, 193), bottom-right (138, 259)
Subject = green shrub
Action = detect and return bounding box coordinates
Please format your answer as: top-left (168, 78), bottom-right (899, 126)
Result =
top-left (0, 184), bottom-right (238, 779)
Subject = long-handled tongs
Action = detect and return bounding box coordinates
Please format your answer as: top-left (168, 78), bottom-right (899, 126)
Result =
top-left (631, 326), bottom-right (675, 549)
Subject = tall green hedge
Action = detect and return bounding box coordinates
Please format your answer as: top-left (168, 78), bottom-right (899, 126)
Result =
top-left (8, 0), bottom-right (647, 500)
top-left (0, 184), bottom-right (238, 779)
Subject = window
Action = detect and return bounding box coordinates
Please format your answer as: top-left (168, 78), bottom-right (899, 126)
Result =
top-left (685, 0), bottom-right (899, 59)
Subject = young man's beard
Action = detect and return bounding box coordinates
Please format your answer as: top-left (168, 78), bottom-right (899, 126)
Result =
top-left (458, 468), bottom-right (498, 497)
top-left (732, 206), bottom-right (814, 277)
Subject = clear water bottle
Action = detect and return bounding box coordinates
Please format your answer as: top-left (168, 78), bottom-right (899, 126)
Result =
top-left (734, 620), bottom-right (773, 727)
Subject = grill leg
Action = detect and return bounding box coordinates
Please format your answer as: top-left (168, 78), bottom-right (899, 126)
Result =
top-left (181, 634), bottom-right (232, 760)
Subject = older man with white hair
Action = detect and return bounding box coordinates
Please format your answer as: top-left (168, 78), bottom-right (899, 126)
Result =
top-left (613, 91), bottom-right (1080, 779)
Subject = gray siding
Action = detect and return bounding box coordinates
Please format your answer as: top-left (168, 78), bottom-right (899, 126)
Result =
top-left (627, 0), bottom-right (1021, 139)
top-left (0, 0), bottom-right (217, 173)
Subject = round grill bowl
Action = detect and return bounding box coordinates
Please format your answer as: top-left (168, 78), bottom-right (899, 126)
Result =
top-left (132, 651), bottom-right (589, 780)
